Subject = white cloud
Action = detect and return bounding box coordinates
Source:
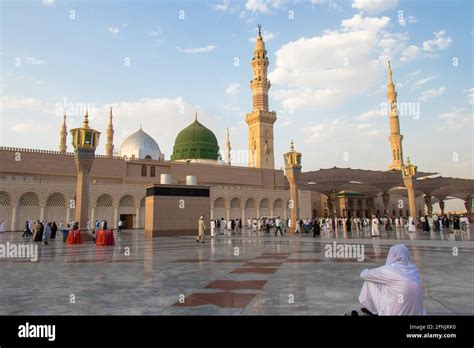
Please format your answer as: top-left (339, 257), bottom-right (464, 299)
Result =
top-left (422, 30), bottom-right (453, 53)
top-left (212, 0), bottom-right (236, 13)
top-left (1, 95), bottom-right (54, 112)
top-left (0, 95), bottom-right (221, 156)
top-left (398, 15), bottom-right (417, 26)
top-left (177, 45), bottom-right (216, 54)
top-left (42, 0), bottom-right (55, 6)
top-left (304, 117), bottom-right (386, 144)
top-left (464, 88), bottom-right (474, 105)
top-left (438, 107), bottom-right (473, 129)
top-left (311, 0), bottom-right (343, 11)
top-left (341, 14), bottom-right (390, 31)
top-left (413, 75), bottom-right (438, 87)
top-left (351, 0), bottom-right (399, 14)
top-left (268, 14), bottom-right (390, 111)
top-left (225, 82), bottom-right (240, 95)
top-left (400, 45), bottom-right (422, 62)
top-left (419, 87), bottom-right (446, 102)
top-left (354, 108), bottom-right (384, 121)
top-left (397, 30), bottom-right (452, 62)
top-left (24, 57), bottom-right (45, 65)
top-left (108, 27), bottom-right (120, 35)
top-left (245, 0), bottom-right (269, 13)
top-left (148, 27), bottom-right (163, 37)
top-left (249, 31), bottom-right (276, 42)
top-left (11, 123), bottom-right (53, 134)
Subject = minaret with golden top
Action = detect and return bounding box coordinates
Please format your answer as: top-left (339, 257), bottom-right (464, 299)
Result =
top-left (59, 112), bottom-right (67, 154)
top-left (246, 25), bottom-right (277, 169)
top-left (105, 107), bottom-right (114, 157)
top-left (387, 61), bottom-right (404, 170)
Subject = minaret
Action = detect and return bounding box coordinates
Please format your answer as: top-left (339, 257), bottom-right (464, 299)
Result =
top-left (225, 128), bottom-right (231, 165)
top-left (105, 106), bottom-right (114, 158)
top-left (387, 61), bottom-right (404, 170)
top-left (59, 112), bottom-right (67, 154)
top-left (246, 25), bottom-right (277, 169)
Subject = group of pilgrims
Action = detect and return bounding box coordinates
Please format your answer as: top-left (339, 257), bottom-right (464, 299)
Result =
top-left (16, 218), bottom-right (115, 244)
top-left (207, 213), bottom-right (470, 238)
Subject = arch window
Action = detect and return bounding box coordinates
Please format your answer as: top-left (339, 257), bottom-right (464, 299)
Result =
top-left (18, 192), bottom-right (39, 206)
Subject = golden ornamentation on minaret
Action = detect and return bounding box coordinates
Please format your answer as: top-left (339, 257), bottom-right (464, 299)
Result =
top-left (106, 106), bottom-right (114, 157)
top-left (246, 24), bottom-right (277, 169)
top-left (387, 61), bottom-right (404, 170)
top-left (225, 128), bottom-right (231, 166)
top-left (59, 112), bottom-right (67, 154)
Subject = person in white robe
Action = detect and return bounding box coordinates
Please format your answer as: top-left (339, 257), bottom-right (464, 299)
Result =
top-left (408, 216), bottom-right (416, 232)
top-left (210, 219), bottom-right (216, 238)
top-left (0, 220), bottom-right (5, 233)
top-left (358, 244), bottom-right (426, 315)
top-left (371, 216), bottom-right (380, 237)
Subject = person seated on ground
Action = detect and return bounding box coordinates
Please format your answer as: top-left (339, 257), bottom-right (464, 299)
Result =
top-left (357, 244), bottom-right (426, 316)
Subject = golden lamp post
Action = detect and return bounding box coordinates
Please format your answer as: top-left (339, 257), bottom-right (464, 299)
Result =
top-left (283, 141), bottom-right (302, 234)
top-left (402, 156), bottom-right (418, 220)
top-left (70, 111), bottom-right (100, 241)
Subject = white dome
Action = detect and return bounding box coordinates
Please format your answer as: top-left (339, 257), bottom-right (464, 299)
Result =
top-left (119, 128), bottom-right (164, 160)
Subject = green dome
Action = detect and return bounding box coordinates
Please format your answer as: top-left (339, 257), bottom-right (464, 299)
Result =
top-left (171, 119), bottom-right (220, 161)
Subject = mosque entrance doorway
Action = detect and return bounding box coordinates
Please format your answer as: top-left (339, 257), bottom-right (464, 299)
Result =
top-left (120, 214), bottom-right (134, 229)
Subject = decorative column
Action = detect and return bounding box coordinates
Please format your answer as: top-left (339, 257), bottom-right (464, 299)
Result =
top-left (439, 200), bottom-right (445, 215)
top-left (70, 111), bottom-right (101, 241)
top-left (367, 197), bottom-right (375, 218)
top-left (113, 206), bottom-right (119, 229)
top-left (40, 206), bottom-right (45, 222)
top-left (381, 191), bottom-right (392, 230)
top-left (464, 195), bottom-right (472, 222)
top-left (424, 194), bottom-right (432, 215)
top-left (66, 206), bottom-right (71, 223)
top-left (11, 206), bottom-right (17, 232)
top-left (90, 206), bottom-right (96, 230)
top-left (402, 157), bottom-right (417, 220)
top-left (283, 141), bottom-right (302, 234)
top-left (135, 207), bottom-right (140, 228)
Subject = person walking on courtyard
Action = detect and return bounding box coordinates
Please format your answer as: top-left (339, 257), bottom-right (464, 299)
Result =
top-left (346, 217), bottom-right (352, 233)
top-left (313, 218), bottom-right (321, 238)
top-left (275, 217), bottom-right (283, 236)
top-left (210, 219), bottom-right (216, 238)
top-left (196, 216), bottom-right (206, 244)
top-left (0, 220), bottom-right (5, 233)
top-left (408, 216), bottom-right (416, 233)
top-left (118, 219), bottom-right (123, 233)
top-left (358, 244), bottom-right (426, 315)
top-left (42, 221), bottom-right (51, 245)
top-left (50, 221), bottom-right (58, 240)
top-left (22, 220), bottom-right (32, 237)
top-left (453, 215), bottom-right (460, 233)
top-left (371, 215), bottom-right (380, 237)
top-left (423, 215), bottom-right (430, 232)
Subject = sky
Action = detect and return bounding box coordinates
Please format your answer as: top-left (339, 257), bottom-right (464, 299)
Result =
top-left (1, 0), bottom-right (473, 185)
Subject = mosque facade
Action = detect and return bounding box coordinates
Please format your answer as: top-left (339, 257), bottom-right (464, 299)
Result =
top-left (0, 27), bottom-right (469, 232)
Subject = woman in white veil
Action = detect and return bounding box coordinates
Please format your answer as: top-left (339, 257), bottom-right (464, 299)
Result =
top-left (358, 244), bottom-right (426, 315)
